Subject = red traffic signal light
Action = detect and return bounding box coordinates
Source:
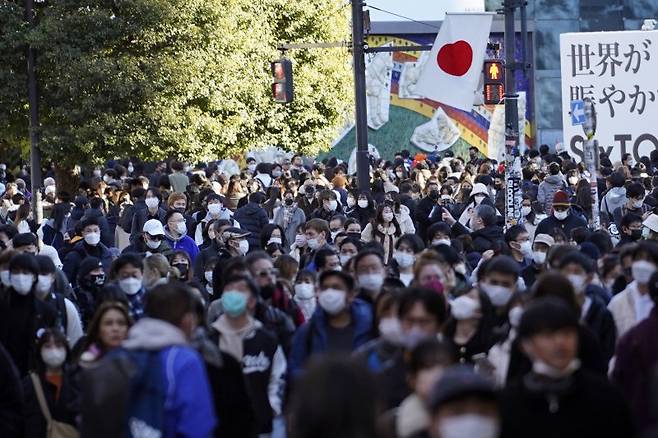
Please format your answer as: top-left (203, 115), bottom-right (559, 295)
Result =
top-left (483, 60), bottom-right (505, 105)
top-left (271, 59), bottom-right (294, 104)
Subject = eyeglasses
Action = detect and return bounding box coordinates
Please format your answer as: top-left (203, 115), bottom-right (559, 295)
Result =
top-left (256, 268), bottom-right (279, 277)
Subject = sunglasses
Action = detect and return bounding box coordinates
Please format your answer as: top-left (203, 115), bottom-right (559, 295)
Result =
top-left (146, 234), bottom-right (164, 241)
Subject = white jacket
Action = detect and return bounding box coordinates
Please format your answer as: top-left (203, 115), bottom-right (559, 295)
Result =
top-left (607, 281), bottom-right (653, 337)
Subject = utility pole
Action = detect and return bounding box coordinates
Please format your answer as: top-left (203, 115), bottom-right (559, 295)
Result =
top-left (503, 0), bottom-right (522, 228)
top-left (25, 0), bottom-right (42, 215)
top-left (351, 0), bottom-right (370, 192)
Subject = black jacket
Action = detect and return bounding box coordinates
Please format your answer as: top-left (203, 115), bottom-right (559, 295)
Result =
top-left (193, 241), bottom-right (233, 284)
top-left (583, 297), bottom-right (617, 363)
top-left (233, 203), bottom-right (269, 250)
top-left (452, 222), bottom-right (505, 254)
top-left (501, 369), bottom-right (634, 438)
top-left (121, 238), bottom-right (172, 257)
top-left (62, 241), bottom-right (115, 288)
top-left (0, 342), bottom-right (23, 438)
top-left (22, 370), bottom-right (77, 438)
top-left (413, 196), bottom-right (437, 240)
top-left (129, 206), bottom-right (167, 245)
top-left (535, 212), bottom-right (588, 238)
top-left (81, 208), bottom-right (114, 248)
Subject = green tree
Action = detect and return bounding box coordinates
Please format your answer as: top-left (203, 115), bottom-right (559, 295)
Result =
top-left (0, 0), bottom-right (352, 168)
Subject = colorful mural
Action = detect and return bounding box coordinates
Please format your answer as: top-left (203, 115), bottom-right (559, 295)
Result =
top-left (326, 33), bottom-right (535, 162)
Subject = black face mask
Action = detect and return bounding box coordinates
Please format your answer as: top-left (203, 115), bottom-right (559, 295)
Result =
top-left (429, 190), bottom-right (440, 201)
top-left (285, 198), bottom-right (294, 206)
top-left (172, 263), bottom-right (189, 277)
top-left (260, 284), bottom-right (275, 301)
top-left (80, 273), bottom-right (105, 292)
top-left (175, 207), bottom-right (186, 214)
top-left (630, 229), bottom-right (643, 241)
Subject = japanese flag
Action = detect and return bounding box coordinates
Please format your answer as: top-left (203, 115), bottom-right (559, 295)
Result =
top-left (415, 13), bottom-right (494, 111)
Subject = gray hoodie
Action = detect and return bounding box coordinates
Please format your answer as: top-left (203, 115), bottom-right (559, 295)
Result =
top-left (601, 186), bottom-right (627, 219)
top-left (123, 317), bottom-right (188, 350)
top-left (537, 174), bottom-right (566, 213)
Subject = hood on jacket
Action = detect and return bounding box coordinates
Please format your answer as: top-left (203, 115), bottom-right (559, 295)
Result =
top-left (123, 317), bottom-right (188, 350)
top-left (544, 174), bottom-right (564, 185)
top-left (606, 186), bottom-right (627, 202)
top-left (311, 297), bottom-right (373, 335)
top-left (238, 202), bottom-right (264, 216)
top-left (472, 225), bottom-right (504, 241)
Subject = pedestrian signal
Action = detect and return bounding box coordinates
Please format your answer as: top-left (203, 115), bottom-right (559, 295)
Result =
top-left (271, 59), bottom-right (294, 104)
top-left (483, 60), bottom-right (505, 105)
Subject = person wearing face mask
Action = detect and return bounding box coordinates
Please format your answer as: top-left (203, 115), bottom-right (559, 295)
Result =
top-left (500, 297), bottom-right (634, 438)
top-left (211, 275), bottom-right (286, 436)
top-left (504, 225), bottom-right (533, 269)
top-left (616, 212), bottom-right (644, 247)
top-left (300, 218), bottom-right (332, 272)
top-left (273, 190), bottom-right (306, 248)
top-left (80, 196), bottom-right (114, 248)
top-left (129, 188), bottom-right (167, 245)
top-left (427, 365), bottom-right (501, 438)
top-left (0, 248), bottom-right (17, 293)
top-left (444, 289), bottom-right (498, 365)
top-left (537, 162), bottom-right (566, 214)
top-left (456, 183), bottom-right (492, 228)
top-left (163, 210), bottom-right (199, 262)
top-left (310, 189), bottom-right (343, 222)
top-left (361, 204), bottom-right (402, 264)
top-left (97, 254), bottom-right (146, 321)
top-left (450, 204), bottom-right (505, 256)
top-left (0, 254), bottom-right (57, 376)
top-left (600, 170), bottom-right (628, 221)
top-left (392, 234), bottom-right (424, 287)
top-left (234, 192), bottom-right (269, 250)
top-left (23, 328), bottom-right (78, 438)
top-left (289, 270), bottom-right (373, 379)
top-left (521, 234), bottom-right (554, 289)
top-left (558, 253), bottom-right (617, 363)
top-left (166, 192), bottom-right (196, 238)
top-left (612, 182), bottom-right (650, 227)
top-left (292, 270), bottom-right (317, 321)
top-left (348, 191), bottom-right (376, 229)
top-left (608, 241), bottom-right (658, 337)
top-left (35, 256), bottom-right (83, 348)
top-left (478, 256), bottom-right (520, 324)
top-left (122, 219), bottom-right (171, 256)
top-left (487, 295), bottom-right (524, 387)
top-left (62, 217), bottom-right (116, 288)
top-left (73, 257), bottom-right (107, 327)
top-left (193, 194), bottom-right (235, 245)
top-left (295, 183), bottom-right (319, 218)
top-left (535, 190), bottom-right (587, 238)
top-left (353, 250), bottom-right (387, 304)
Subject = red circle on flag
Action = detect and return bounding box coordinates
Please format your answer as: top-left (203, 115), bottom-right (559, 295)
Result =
top-left (436, 40), bottom-right (473, 77)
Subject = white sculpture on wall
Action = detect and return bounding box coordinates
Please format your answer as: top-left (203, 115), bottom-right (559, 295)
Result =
top-left (365, 45), bottom-right (394, 130)
top-left (411, 107), bottom-right (461, 152)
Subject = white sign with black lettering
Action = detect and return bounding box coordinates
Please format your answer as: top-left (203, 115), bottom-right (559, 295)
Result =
top-left (560, 30), bottom-right (658, 162)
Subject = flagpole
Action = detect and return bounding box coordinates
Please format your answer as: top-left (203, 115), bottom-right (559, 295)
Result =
top-left (503, 1), bottom-right (522, 229)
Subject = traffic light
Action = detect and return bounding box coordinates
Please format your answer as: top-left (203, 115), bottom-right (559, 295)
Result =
top-left (271, 58), bottom-right (294, 104)
top-left (483, 60), bottom-right (505, 105)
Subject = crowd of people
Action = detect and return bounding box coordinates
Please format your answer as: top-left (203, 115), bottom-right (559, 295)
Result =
top-left (0, 143), bottom-right (657, 438)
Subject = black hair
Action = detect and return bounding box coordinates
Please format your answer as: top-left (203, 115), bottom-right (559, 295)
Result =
top-left (9, 253), bottom-right (39, 276)
top-left (260, 224), bottom-right (287, 250)
top-left (35, 255), bottom-right (56, 275)
top-left (408, 338), bottom-right (456, 375)
top-left (504, 224), bottom-right (527, 244)
top-left (353, 249), bottom-right (384, 272)
top-left (395, 233), bottom-right (425, 253)
top-left (587, 230), bottom-right (613, 255)
top-left (315, 248), bottom-right (338, 270)
top-left (483, 255), bottom-right (520, 280)
top-left (627, 182), bottom-right (646, 199)
top-left (163, 208), bottom-right (184, 224)
top-left (530, 272), bottom-right (579, 314)
top-left (144, 281), bottom-right (196, 325)
top-left (397, 287), bottom-right (448, 326)
top-left (518, 296), bottom-right (579, 339)
top-left (338, 236), bottom-right (363, 252)
top-left (558, 251), bottom-right (594, 274)
top-left (621, 212), bottom-right (643, 230)
top-left (78, 216), bottom-right (99, 230)
top-left (89, 197), bottom-right (104, 209)
top-left (318, 269), bottom-right (355, 291)
top-left (146, 187), bottom-right (162, 201)
top-left (632, 241), bottom-right (658, 264)
top-left (222, 273), bottom-right (259, 297)
top-left (110, 253), bottom-right (143, 278)
top-left (427, 222), bottom-right (452, 242)
top-left (570, 226), bottom-right (591, 245)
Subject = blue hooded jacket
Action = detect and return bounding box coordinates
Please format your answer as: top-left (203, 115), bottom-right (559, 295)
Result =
top-left (288, 298), bottom-right (373, 379)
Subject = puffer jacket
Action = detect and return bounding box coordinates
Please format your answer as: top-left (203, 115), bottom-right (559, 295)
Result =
top-left (601, 186), bottom-right (628, 222)
top-left (233, 202), bottom-right (269, 249)
top-left (537, 174), bottom-right (565, 213)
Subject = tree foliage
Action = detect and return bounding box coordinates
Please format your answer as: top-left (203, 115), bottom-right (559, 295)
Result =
top-left (0, 0), bottom-right (352, 165)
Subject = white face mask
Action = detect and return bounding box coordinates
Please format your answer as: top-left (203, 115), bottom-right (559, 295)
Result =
top-left (357, 199), bottom-right (368, 209)
top-left (204, 271), bottom-right (213, 284)
top-left (450, 295), bottom-right (480, 320)
top-left (93, 169), bottom-right (102, 178)
top-left (339, 254), bottom-right (352, 265)
top-left (508, 306), bottom-right (523, 328)
top-left (518, 241), bottom-right (533, 257)
top-left (432, 238), bottom-right (451, 247)
top-left (207, 203), bottom-right (223, 216)
top-left (41, 347), bottom-right (67, 369)
top-left (268, 237), bottom-right (283, 245)
top-left (358, 273), bottom-right (384, 291)
top-left (84, 232), bottom-right (101, 246)
top-left (325, 200), bottom-right (338, 211)
top-left (532, 358), bottom-right (581, 379)
top-left (347, 198), bottom-right (356, 208)
top-left (438, 414), bottom-right (499, 438)
top-left (11, 273), bottom-right (34, 295)
top-left (521, 206), bottom-right (532, 217)
top-left (247, 164), bottom-right (256, 172)
top-left (567, 273), bottom-right (587, 294)
top-left (378, 317), bottom-right (403, 345)
top-left (532, 250), bottom-right (547, 265)
top-left (382, 212), bottom-right (394, 222)
top-left (633, 199), bottom-right (644, 209)
top-left (175, 222), bottom-right (187, 235)
top-left (145, 237), bottom-right (161, 249)
top-left (632, 260), bottom-right (656, 284)
top-left (474, 194), bottom-right (486, 205)
top-left (238, 239), bottom-right (250, 256)
top-left (294, 283), bottom-right (315, 300)
top-left (393, 251), bottom-right (415, 268)
top-left (119, 277), bottom-right (142, 295)
top-left (295, 234), bottom-right (307, 247)
top-left (554, 210), bottom-right (568, 221)
top-left (0, 270), bottom-right (11, 287)
top-left (307, 237), bottom-right (321, 250)
top-left (480, 282), bottom-right (513, 307)
top-left (102, 175), bottom-right (111, 183)
top-left (145, 197), bottom-right (159, 209)
top-left (318, 288), bottom-right (346, 315)
top-left (36, 274), bottom-right (54, 296)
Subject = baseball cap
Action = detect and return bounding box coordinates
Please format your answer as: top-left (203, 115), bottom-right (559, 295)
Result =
top-left (533, 234), bottom-right (555, 246)
top-left (552, 190), bottom-right (570, 206)
top-left (143, 219), bottom-right (165, 236)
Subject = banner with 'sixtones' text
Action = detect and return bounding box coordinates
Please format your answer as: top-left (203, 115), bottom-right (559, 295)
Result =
top-left (560, 30), bottom-right (658, 163)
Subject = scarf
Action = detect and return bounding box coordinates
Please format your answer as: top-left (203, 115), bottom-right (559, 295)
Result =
top-left (375, 222), bottom-right (397, 263)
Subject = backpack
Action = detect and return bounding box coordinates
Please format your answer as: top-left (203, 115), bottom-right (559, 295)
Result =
top-left (79, 348), bottom-right (165, 438)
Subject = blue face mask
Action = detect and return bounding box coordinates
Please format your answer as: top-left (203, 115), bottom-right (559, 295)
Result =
top-left (222, 291), bottom-right (248, 317)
